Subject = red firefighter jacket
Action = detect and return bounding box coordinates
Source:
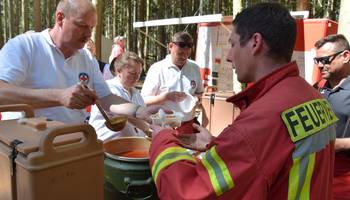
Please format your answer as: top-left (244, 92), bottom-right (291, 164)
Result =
top-left (149, 62), bottom-right (337, 200)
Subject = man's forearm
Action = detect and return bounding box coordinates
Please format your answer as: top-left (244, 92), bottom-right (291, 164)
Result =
top-left (100, 93), bottom-right (138, 116)
top-left (0, 81), bottom-right (62, 108)
top-left (143, 94), bottom-right (166, 106)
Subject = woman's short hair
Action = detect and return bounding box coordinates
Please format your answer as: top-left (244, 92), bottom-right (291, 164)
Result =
top-left (113, 36), bottom-right (126, 43)
top-left (109, 51), bottom-right (144, 76)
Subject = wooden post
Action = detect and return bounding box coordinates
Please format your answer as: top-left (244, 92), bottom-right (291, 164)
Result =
top-left (34, 0), bottom-right (41, 32)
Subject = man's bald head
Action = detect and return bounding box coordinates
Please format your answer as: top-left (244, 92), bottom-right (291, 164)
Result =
top-left (56, 0), bottom-right (96, 18)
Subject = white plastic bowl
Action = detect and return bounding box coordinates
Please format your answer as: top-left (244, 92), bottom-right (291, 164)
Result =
top-left (178, 93), bottom-right (196, 113)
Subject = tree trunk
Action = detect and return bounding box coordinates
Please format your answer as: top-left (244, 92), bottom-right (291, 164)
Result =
top-left (296, 0), bottom-right (308, 10)
top-left (22, 0), bottom-right (29, 32)
top-left (52, 0), bottom-right (58, 27)
top-left (138, 0), bottom-right (146, 60)
top-left (126, 0), bottom-right (132, 50)
top-left (157, 0), bottom-right (166, 60)
top-left (143, 0), bottom-right (150, 71)
top-left (113, 0), bottom-right (117, 37)
top-left (122, 0), bottom-right (126, 36)
top-left (13, 0), bottom-right (19, 35)
top-left (132, 0), bottom-right (137, 52)
top-left (215, 0), bottom-right (222, 13)
top-left (8, 0), bottom-right (13, 38)
top-left (34, 0), bottom-right (42, 32)
top-left (92, 0), bottom-right (103, 60)
top-left (42, 0), bottom-right (47, 27)
top-left (0, 0), bottom-right (4, 48)
top-left (3, 0), bottom-right (8, 41)
top-left (46, 0), bottom-right (51, 27)
top-left (330, 0), bottom-right (339, 20)
top-left (338, 0), bottom-right (350, 41)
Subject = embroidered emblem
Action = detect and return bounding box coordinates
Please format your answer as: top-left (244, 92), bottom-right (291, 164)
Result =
top-left (190, 80), bottom-right (196, 89)
top-left (79, 72), bottom-right (89, 84)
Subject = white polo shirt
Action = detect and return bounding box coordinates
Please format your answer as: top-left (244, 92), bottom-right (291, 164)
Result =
top-left (0, 29), bottom-right (111, 123)
top-left (89, 78), bottom-right (145, 141)
top-left (141, 55), bottom-right (204, 121)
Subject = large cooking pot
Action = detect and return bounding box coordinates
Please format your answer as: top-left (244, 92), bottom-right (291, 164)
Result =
top-left (103, 137), bottom-right (158, 200)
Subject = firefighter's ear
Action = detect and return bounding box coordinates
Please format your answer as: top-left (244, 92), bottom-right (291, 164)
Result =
top-left (250, 33), bottom-right (263, 56)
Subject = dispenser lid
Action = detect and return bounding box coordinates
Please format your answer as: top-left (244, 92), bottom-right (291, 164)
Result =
top-left (0, 117), bottom-right (83, 155)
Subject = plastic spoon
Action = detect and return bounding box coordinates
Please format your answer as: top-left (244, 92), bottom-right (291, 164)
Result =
top-left (158, 108), bottom-right (166, 127)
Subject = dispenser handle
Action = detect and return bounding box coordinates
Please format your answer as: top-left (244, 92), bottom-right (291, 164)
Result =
top-left (39, 123), bottom-right (98, 155)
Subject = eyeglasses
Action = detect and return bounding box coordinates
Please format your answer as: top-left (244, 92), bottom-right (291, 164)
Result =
top-left (313, 50), bottom-right (344, 65)
top-left (173, 42), bottom-right (193, 48)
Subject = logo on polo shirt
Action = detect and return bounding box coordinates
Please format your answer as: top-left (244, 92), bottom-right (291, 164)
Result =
top-left (190, 80), bottom-right (196, 89)
top-left (79, 72), bottom-right (89, 84)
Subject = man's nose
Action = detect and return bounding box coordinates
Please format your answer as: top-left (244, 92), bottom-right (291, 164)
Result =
top-left (317, 62), bottom-right (325, 69)
top-left (86, 26), bottom-right (94, 35)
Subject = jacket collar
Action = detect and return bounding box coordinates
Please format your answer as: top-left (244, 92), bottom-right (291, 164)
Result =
top-left (227, 61), bottom-right (299, 110)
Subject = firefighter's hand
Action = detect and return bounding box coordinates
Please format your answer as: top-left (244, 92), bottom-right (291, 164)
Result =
top-left (150, 124), bottom-right (173, 138)
top-left (60, 84), bottom-right (97, 109)
top-left (178, 124), bottom-right (214, 151)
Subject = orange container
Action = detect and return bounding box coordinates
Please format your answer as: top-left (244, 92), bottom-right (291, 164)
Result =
top-left (0, 105), bottom-right (104, 200)
top-left (294, 18), bottom-right (338, 84)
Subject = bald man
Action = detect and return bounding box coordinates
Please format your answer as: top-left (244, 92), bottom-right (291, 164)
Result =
top-left (0, 0), bottom-right (158, 123)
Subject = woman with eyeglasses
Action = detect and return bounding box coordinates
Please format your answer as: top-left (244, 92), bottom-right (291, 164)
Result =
top-left (313, 34), bottom-right (350, 200)
top-left (89, 52), bottom-right (146, 141)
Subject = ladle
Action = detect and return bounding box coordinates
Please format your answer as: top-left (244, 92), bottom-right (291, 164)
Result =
top-left (95, 101), bottom-right (151, 137)
top-left (79, 81), bottom-right (126, 132)
top-left (94, 100), bottom-right (127, 132)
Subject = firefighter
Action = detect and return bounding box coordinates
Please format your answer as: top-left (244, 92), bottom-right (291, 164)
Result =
top-left (149, 3), bottom-right (337, 200)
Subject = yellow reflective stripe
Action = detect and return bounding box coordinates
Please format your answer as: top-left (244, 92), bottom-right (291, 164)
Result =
top-left (211, 147), bottom-right (234, 190)
top-left (151, 147), bottom-right (196, 185)
top-left (202, 146), bottom-right (234, 196)
top-left (202, 154), bottom-right (222, 195)
top-left (152, 147), bottom-right (188, 175)
top-left (300, 153), bottom-right (316, 200)
top-left (288, 157), bottom-right (300, 200)
top-left (288, 153), bottom-right (316, 200)
top-left (281, 99), bottom-right (338, 142)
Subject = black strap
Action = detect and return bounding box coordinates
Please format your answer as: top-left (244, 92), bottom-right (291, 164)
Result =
top-left (9, 139), bottom-right (23, 175)
top-left (9, 139), bottom-right (23, 200)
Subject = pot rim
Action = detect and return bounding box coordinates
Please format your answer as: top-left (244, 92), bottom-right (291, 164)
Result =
top-left (103, 137), bottom-right (150, 162)
top-left (105, 151), bottom-right (149, 162)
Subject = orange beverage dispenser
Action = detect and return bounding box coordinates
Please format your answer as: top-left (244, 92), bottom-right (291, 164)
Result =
top-left (0, 104), bottom-right (104, 200)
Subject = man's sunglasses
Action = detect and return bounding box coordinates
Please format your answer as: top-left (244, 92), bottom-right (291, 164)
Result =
top-left (173, 42), bottom-right (193, 48)
top-left (313, 50), bottom-right (344, 65)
